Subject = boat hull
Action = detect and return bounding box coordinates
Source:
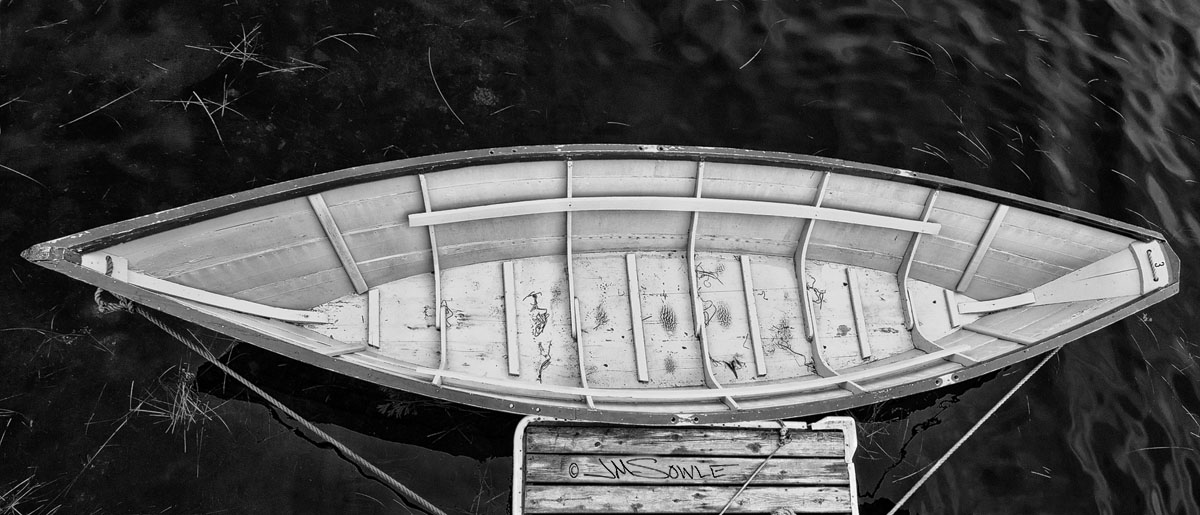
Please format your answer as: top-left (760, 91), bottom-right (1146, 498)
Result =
top-left (24, 145), bottom-right (1180, 424)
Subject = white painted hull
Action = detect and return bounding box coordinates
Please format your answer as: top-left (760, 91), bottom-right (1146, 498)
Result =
top-left (25, 145), bottom-right (1180, 423)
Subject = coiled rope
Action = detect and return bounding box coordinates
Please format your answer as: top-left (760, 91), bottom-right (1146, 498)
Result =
top-left (885, 347), bottom-right (1061, 515)
top-left (94, 289), bottom-right (448, 515)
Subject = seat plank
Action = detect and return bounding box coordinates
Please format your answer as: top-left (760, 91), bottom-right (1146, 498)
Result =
top-left (408, 196), bottom-right (941, 235)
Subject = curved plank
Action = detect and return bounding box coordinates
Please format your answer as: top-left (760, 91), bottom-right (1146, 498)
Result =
top-left (898, 190), bottom-right (939, 330)
top-left (128, 270), bottom-right (328, 323)
top-left (408, 196), bottom-right (942, 235)
top-left (82, 251), bottom-right (327, 323)
top-left (797, 172), bottom-right (832, 342)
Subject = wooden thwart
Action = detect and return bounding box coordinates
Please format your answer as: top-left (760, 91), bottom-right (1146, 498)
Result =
top-left (408, 196), bottom-right (941, 235)
top-left (515, 417), bottom-right (859, 514)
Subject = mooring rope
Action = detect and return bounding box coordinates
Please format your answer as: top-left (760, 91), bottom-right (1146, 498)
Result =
top-left (94, 289), bottom-right (449, 515)
top-left (885, 347), bottom-right (1061, 515)
top-left (717, 422), bottom-right (791, 515)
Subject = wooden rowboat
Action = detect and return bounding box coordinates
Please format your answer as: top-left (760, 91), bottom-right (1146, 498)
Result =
top-left (23, 145), bottom-right (1179, 424)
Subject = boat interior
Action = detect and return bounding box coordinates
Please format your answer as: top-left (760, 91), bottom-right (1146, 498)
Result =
top-left (78, 156), bottom-right (1173, 417)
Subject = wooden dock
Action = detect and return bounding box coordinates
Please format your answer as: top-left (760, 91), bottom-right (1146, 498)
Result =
top-left (512, 417), bottom-right (859, 514)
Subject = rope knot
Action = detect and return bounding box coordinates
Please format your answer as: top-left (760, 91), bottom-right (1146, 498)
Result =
top-left (94, 288), bottom-right (135, 314)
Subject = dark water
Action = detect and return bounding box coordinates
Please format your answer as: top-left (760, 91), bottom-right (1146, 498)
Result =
top-left (2, 1), bottom-right (1198, 513)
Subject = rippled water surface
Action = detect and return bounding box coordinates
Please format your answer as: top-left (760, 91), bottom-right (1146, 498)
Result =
top-left (2, 1), bottom-right (1198, 513)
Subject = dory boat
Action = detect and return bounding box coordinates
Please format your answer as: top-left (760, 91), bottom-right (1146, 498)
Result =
top-left (24, 145), bottom-right (1179, 424)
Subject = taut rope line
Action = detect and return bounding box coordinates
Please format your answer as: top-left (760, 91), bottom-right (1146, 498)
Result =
top-left (94, 289), bottom-right (449, 515)
top-left (885, 347), bottom-right (1061, 515)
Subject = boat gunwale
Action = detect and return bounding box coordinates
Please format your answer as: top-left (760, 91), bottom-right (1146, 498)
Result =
top-left (25, 144), bottom-right (1168, 259)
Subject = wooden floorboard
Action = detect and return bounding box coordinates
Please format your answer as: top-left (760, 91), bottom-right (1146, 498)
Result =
top-left (504, 261), bottom-right (519, 376)
top-left (523, 485), bottom-right (853, 513)
top-left (523, 426), bottom-right (846, 457)
top-left (740, 255), bottom-right (768, 377)
top-left (626, 254), bottom-right (650, 383)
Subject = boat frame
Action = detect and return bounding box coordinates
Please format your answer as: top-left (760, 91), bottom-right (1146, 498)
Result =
top-left (23, 144), bottom-right (1181, 424)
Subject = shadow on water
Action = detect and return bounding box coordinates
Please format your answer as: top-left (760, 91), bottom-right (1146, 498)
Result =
top-left (2, 0), bottom-right (1199, 513)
